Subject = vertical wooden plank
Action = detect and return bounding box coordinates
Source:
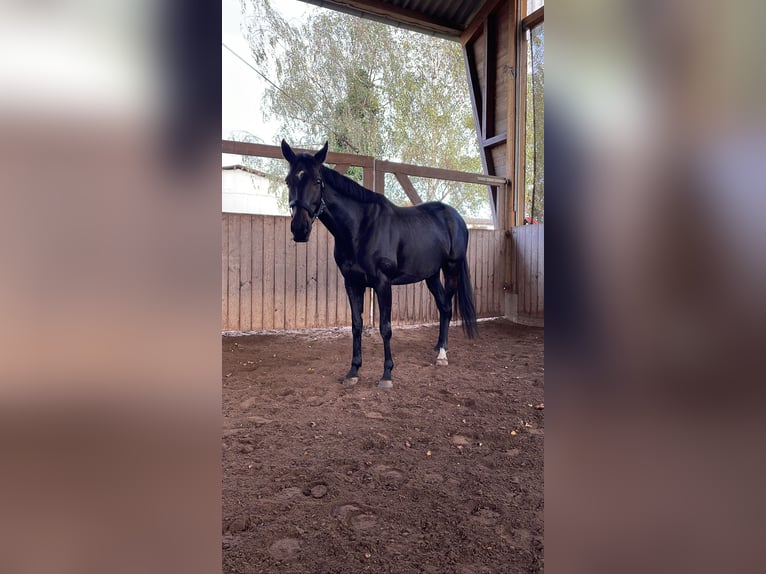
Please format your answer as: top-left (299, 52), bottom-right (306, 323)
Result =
top-left (484, 231), bottom-right (493, 315)
top-left (475, 232), bottom-right (485, 317)
top-left (487, 231), bottom-right (495, 315)
top-left (363, 165), bottom-right (374, 191)
top-left (239, 215), bottom-right (252, 331)
top-left (326, 234), bottom-right (337, 326)
top-left (524, 226), bottom-right (532, 316)
top-left (262, 217), bottom-right (275, 330)
top-left (528, 226), bottom-right (535, 316)
top-left (413, 283), bottom-right (420, 324)
top-left (494, 231), bottom-right (502, 315)
top-left (222, 214), bottom-right (229, 330)
top-left (476, 230), bottom-right (485, 317)
top-left (520, 228), bottom-right (527, 315)
top-left (482, 231), bottom-right (490, 317)
top-left (390, 286), bottom-right (399, 324)
top-left (296, 238), bottom-right (308, 328)
top-left (466, 233), bottom-right (475, 320)
top-left (518, 228), bottom-right (526, 316)
top-left (363, 285), bottom-right (371, 329)
top-left (284, 220), bottom-right (296, 329)
top-left (407, 284), bottom-right (414, 324)
top-left (479, 231), bottom-right (486, 316)
top-left (512, 228), bottom-right (521, 315)
top-left (512, 228), bottom-right (519, 316)
top-left (337, 265), bottom-right (348, 326)
top-left (400, 285), bottom-right (407, 325)
top-left (273, 217), bottom-right (286, 329)
top-left (374, 168), bottom-right (385, 194)
top-left (251, 216), bottom-right (264, 330)
top-left (316, 227), bottom-right (328, 326)
top-left (496, 230), bottom-right (505, 315)
top-left (537, 224), bottom-right (544, 317)
top-left (532, 225), bottom-right (539, 316)
top-left (535, 224), bottom-right (542, 316)
top-left (306, 231), bottom-right (317, 328)
top-left (227, 215), bottom-right (241, 331)
top-left (389, 286), bottom-right (396, 325)
top-left (427, 279), bottom-right (434, 324)
top-left (401, 285), bottom-right (408, 324)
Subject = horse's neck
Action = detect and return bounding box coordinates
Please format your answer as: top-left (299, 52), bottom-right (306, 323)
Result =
top-left (320, 183), bottom-right (363, 242)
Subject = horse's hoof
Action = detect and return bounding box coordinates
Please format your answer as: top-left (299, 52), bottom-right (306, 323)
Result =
top-left (435, 347), bottom-right (448, 367)
top-left (436, 358), bottom-right (448, 367)
top-left (343, 377), bottom-right (358, 387)
top-left (377, 380), bottom-right (393, 390)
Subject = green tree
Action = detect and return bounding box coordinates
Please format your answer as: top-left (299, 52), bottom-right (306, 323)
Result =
top-left (240, 0), bottom-right (487, 216)
top-left (524, 23), bottom-right (544, 223)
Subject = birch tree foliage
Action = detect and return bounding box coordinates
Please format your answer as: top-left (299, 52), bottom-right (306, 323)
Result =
top-left (239, 0), bottom-right (486, 216)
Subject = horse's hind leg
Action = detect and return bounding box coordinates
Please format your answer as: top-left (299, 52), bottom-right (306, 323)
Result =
top-left (426, 273), bottom-right (452, 366)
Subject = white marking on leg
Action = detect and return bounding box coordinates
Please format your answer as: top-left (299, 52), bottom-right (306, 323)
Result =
top-left (436, 347), bottom-right (448, 367)
top-left (437, 348), bottom-right (447, 360)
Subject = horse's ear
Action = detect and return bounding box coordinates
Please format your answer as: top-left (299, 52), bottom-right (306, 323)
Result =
top-left (281, 139), bottom-right (296, 163)
top-left (314, 140), bottom-right (329, 164)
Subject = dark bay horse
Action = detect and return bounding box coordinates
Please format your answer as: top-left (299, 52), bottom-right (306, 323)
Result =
top-left (281, 139), bottom-right (477, 389)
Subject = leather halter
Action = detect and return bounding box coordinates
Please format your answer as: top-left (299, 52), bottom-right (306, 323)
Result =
top-left (288, 178), bottom-right (326, 222)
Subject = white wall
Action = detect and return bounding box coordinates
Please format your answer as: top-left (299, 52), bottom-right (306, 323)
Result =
top-left (222, 169), bottom-right (284, 216)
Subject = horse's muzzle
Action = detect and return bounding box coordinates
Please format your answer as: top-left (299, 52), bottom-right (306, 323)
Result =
top-left (290, 215), bottom-right (312, 242)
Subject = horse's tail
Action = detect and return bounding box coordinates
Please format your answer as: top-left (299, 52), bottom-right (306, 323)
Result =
top-left (456, 256), bottom-right (478, 338)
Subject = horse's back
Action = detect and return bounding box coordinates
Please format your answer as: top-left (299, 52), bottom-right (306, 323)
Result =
top-left (408, 202), bottom-right (469, 255)
top-left (376, 202), bottom-right (468, 283)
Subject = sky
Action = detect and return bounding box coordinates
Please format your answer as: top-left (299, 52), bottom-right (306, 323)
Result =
top-left (222, 0), bottom-right (309, 165)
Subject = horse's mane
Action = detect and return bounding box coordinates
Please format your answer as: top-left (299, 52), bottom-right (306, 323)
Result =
top-left (321, 165), bottom-right (388, 205)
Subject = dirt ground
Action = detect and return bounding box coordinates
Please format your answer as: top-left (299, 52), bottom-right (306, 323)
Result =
top-left (222, 318), bottom-right (544, 573)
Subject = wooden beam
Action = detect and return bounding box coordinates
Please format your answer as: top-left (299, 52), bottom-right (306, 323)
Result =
top-left (332, 163), bottom-right (351, 174)
top-left (522, 6), bottom-right (544, 29)
top-left (362, 166), bottom-right (373, 190)
top-left (516, 2), bottom-right (529, 227)
top-left (507, 0), bottom-right (519, 230)
top-left (483, 132), bottom-right (507, 148)
top-left (375, 159), bottom-right (506, 187)
top-left (485, 151), bottom-right (499, 228)
top-left (373, 165), bottom-right (385, 194)
top-left (299, 0), bottom-right (463, 39)
top-left (222, 140), bottom-right (375, 168)
top-left (460, 0), bottom-right (505, 45)
top-left (463, 40), bottom-right (500, 227)
top-left (393, 172), bottom-right (423, 205)
top-left (483, 14), bottom-right (498, 141)
top-left (463, 43), bottom-right (483, 134)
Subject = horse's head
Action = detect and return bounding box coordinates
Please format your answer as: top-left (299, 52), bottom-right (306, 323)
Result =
top-left (281, 139), bottom-right (328, 242)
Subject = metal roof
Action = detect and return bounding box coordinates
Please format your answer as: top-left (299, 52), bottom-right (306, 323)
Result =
top-left (297, 0), bottom-right (491, 41)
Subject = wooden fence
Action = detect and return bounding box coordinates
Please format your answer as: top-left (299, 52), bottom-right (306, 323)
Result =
top-left (222, 213), bottom-right (505, 331)
top-left (507, 223), bottom-right (544, 326)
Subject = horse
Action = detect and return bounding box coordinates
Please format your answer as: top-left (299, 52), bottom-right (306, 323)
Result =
top-left (281, 139), bottom-right (477, 389)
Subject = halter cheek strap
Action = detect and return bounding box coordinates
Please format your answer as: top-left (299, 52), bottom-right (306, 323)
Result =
top-left (289, 179), bottom-right (326, 222)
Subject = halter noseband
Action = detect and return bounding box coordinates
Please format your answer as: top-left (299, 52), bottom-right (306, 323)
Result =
top-left (288, 178), bottom-right (326, 222)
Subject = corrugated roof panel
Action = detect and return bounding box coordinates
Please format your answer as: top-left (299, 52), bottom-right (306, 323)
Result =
top-left (297, 0), bottom-right (491, 39)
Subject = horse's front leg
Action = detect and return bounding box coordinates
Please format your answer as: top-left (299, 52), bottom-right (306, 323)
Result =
top-left (374, 281), bottom-right (394, 389)
top-left (342, 279), bottom-right (366, 387)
